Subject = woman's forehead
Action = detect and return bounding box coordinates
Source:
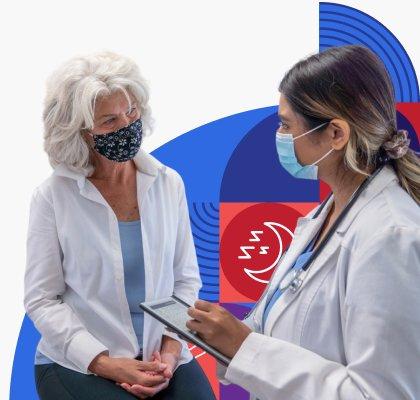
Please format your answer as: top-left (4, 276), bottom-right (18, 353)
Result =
top-left (95, 91), bottom-right (136, 116)
top-left (278, 95), bottom-right (293, 121)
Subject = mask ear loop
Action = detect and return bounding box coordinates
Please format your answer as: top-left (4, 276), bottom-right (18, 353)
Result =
top-left (293, 121), bottom-right (329, 141)
top-left (292, 121), bottom-right (333, 166)
top-left (309, 147), bottom-right (334, 166)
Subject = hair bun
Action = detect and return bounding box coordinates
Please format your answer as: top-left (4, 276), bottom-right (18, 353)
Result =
top-left (382, 129), bottom-right (411, 159)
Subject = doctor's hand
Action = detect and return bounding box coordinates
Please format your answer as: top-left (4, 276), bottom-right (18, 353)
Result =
top-left (186, 300), bottom-right (252, 359)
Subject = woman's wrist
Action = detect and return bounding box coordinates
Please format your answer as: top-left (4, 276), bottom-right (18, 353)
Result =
top-left (161, 335), bottom-right (182, 358)
top-left (88, 351), bottom-right (111, 375)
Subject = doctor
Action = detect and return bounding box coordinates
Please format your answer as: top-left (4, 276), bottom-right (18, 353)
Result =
top-left (187, 45), bottom-right (420, 400)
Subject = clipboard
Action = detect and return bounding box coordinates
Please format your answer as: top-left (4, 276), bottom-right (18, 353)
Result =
top-left (140, 295), bottom-right (232, 366)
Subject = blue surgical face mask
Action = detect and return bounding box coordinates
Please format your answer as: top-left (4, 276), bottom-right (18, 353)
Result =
top-left (89, 118), bottom-right (143, 162)
top-left (275, 121), bottom-right (333, 180)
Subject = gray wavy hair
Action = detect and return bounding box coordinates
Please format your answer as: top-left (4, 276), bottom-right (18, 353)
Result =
top-left (43, 50), bottom-right (153, 176)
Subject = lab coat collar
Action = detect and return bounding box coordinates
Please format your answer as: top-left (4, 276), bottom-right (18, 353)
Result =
top-left (334, 163), bottom-right (398, 234)
top-left (292, 163), bottom-right (398, 236)
top-left (52, 148), bottom-right (167, 190)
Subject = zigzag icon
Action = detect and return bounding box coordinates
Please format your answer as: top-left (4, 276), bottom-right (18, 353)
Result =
top-left (238, 246), bottom-right (255, 259)
top-left (249, 230), bottom-right (263, 242)
top-left (259, 246), bottom-right (269, 255)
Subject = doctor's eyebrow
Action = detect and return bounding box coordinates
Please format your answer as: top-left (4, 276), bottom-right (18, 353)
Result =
top-left (278, 113), bottom-right (290, 121)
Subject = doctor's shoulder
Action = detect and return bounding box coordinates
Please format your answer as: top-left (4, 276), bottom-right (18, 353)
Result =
top-left (341, 181), bottom-right (419, 265)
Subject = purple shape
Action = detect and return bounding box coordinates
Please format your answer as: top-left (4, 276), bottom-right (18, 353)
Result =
top-left (219, 303), bottom-right (254, 400)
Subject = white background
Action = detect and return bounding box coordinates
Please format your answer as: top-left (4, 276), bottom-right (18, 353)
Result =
top-left (1, 0), bottom-right (419, 397)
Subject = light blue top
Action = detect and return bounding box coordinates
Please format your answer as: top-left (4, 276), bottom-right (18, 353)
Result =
top-left (34, 218), bottom-right (146, 365)
top-left (118, 219), bottom-right (146, 349)
top-left (261, 227), bottom-right (322, 330)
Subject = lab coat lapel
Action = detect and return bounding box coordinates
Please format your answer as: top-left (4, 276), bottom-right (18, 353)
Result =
top-left (262, 216), bottom-right (322, 304)
top-left (274, 196), bottom-right (333, 288)
top-left (263, 195), bottom-right (334, 334)
top-left (263, 165), bottom-right (399, 336)
top-left (264, 227), bottom-right (340, 336)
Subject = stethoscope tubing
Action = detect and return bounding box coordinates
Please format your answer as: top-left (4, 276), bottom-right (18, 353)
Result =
top-left (243, 162), bottom-right (387, 321)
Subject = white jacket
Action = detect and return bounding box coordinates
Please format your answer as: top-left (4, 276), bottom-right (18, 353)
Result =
top-left (24, 148), bottom-right (201, 374)
top-left (218, 164), bottom-right (420, 400)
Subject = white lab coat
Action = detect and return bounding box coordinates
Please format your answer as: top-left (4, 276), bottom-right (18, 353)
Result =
top-left (218, 164), bottom-right (420, 400)
top-left (24, 148), bottom-right (201, 374)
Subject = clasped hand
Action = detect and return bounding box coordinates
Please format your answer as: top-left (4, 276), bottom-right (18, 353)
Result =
top-left (116, 350), bottom-right (177, 399)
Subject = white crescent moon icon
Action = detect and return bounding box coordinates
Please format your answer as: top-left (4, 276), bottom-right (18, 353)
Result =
top-left (243, 222), bottom-right (294, 284)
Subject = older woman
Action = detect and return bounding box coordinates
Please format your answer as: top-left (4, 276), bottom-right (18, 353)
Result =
top-left (24, 51), bottom-right (215, 400)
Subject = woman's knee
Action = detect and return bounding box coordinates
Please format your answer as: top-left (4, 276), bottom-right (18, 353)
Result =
top-left (35, 364), bottom-right (77, 400)
top-left (160, 358), bottom-right (216, 400)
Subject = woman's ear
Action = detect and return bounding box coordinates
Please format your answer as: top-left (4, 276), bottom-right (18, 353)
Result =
top-left (80, 129), bottom-right (95, 148)
top-left (327, 119), bottom-right (351, 150)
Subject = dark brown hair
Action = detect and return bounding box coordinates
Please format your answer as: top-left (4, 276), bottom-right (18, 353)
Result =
top-left (279, 45), bottom-right (419, 204)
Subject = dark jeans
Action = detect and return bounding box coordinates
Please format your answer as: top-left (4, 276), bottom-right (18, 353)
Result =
top-left (35, 358), bottom-right (216, 400)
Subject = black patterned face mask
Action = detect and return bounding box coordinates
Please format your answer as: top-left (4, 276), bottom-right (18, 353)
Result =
top-left (89, 118), bottom-right (143, 162)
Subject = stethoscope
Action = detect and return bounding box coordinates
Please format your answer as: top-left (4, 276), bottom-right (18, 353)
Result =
top-left (244, 161), bottom-right (388, 330)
